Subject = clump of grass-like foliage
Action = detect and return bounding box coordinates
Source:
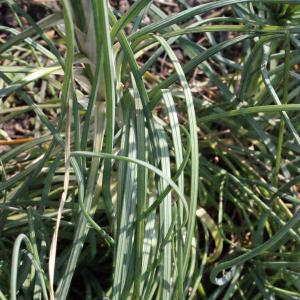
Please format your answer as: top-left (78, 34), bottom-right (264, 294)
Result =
top-left (1, 0), bottom-right (300, 299)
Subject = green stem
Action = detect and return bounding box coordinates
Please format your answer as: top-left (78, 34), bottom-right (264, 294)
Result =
top-left (273, 31), bottom-right (291, 186)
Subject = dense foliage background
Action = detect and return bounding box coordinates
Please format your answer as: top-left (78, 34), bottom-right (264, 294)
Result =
top-left (1, 0), bottom-right (300, 299)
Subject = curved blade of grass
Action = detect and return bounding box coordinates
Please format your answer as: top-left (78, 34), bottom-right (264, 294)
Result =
top-left (152, 35), bottom-right (198, 279)
top-left (112, 117), bottom-right (137, 300)
top-left (143, 125), bottom-right (190, 220)
top-left (10, 234), bottom-right (48, 300)
top-left (109, 10), bottom-right (160, 167)
top-left (154, 122), bottom-right (172, 300)
top-left (70, 151), bottom-right (185, 205)
top-left (198, 104), bottom-right (300, 123)
top-left (161, 89), bottom-right (184, 298)
top-left (149, 34), bottom-right (251, 109)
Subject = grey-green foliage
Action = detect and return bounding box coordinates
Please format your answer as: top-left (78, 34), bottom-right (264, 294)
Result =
top-left (1, 0), bottom-right (300, 299)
